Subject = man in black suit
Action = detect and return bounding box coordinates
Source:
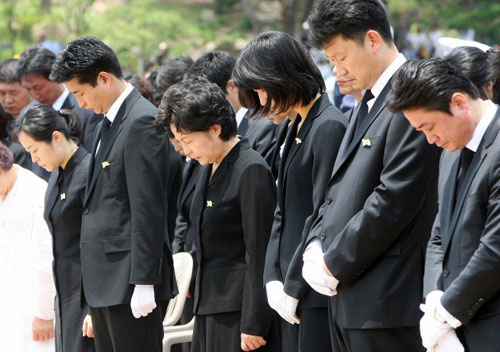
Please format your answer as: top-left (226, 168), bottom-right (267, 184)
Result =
top-left (18, 46), bottom-right (103, 152)
top-left (389, 58), bottom-right (500, 352)
top-left (50, 36), bottom-right (176, 352)
top-left (185, 51), bottom-right (278, 167)
top-left (301, 1), bottom-right (441, 351)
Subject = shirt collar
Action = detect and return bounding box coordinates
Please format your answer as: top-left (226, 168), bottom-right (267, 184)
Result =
top-left (466, 100), bottom-right (498, 152)
top-left (52, 88), bottom-right (70, 111)
top-left (368, 53), bottom-right (407, 110)
top-left (235, 107), bottom-right (248, 127)
top-left (106, 83), bottom-right (134, 124)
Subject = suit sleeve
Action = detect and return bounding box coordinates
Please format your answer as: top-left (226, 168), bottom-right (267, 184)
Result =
top-left (441, 154), bottom-right (500, 323)
top-left (239, 163), bottom-right (277, 336)
top-left (172, 211), bottom-right (188, 254)
top-left (263, 204), bottom-right (283, 284)
top-left (284, 117), bottom-right (347, 299)
top-left (424, 213), bottom-right (444, 297)
top-left (253, 122), bottom-right (278, 167)
top-left (124, 114), bottom-right (169, 285)
top-left (323, 112), bottom-right (440, 286)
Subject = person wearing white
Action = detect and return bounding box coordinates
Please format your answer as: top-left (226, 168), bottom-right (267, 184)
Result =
top-left (0, 143), bottom-right (55, 352)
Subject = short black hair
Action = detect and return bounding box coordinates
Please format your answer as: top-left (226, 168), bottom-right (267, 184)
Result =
top-left (184, 51), bottom-right (234, 94)
top-left (14, 104), bottom-right (82, 144)
top-left (232, 31), bottom-right (325, 117)
top-left (0, 141), bottom-right (13, 171)
top-left (446, 46), bottom-right (490, 100)
top-left (487, 49), bottom-right (500, 104)
top-left (17, 46), bottom-right (56, 80)
top-left (388, 58), bottom-right (482, 114)
top-left (50, 36), bottom-right (123, 86)
top-left (308, 0), bottom-right (393, 47)
top-left (156, 56), bottom-right (193, 94)
top-left (0, 58), bottom-right (20, 83)
top-left (155, 77), bottom-right (237, 141)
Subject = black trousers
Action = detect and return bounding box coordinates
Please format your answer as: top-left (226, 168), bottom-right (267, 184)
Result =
top-left (328, 302), bottom-right (423, 352)
top-left (90, 301), bottom-right (165, 352)
top-left (191, 311), bottom-right (281, 352)
top-left (281, 307), bottom-right (333, 352)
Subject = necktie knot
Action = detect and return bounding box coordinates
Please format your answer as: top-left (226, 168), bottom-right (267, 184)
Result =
top-left (361, 90), bottom-right (374, 104)
top-left (102, 117), bottom-right (111, 130)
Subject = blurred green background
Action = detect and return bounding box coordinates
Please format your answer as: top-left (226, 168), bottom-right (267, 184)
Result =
top-left (1, 0), bottom-right (499, 73)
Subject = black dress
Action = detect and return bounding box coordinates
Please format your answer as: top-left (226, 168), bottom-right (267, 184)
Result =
top-left (43, 147), bottom-right (96, 352)
top-left (190, 139), bottom-right (279, 352)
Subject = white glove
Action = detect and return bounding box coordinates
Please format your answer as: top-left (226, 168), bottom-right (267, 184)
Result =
top-left (302, 242), bottom-right (338, 296)
top-left (266, 281), bottom-right (284, 313)
top-left (419, 291), bottom-right (451, 350)
top-left (278, 292), bottom-right (300, 325)
top-left (265, 281), bottom-right (300, 324)
top-left (428, 330), bottom-right (464, 352)
top-left (130, 285), bottom-right (157, 319)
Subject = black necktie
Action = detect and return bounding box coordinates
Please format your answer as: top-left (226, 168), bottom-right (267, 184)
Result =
top-left (96, 117), bottom-right (111, 157)
top-left (456, 148), bottom-right (474, 201)
top-left (349, 90), bottom-right (374, 146)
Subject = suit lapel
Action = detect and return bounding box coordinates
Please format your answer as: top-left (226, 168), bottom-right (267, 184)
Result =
top-left (278, 119), bottom-right (298, 207)
top-left (61, 95), bottom-right (73, 110)
top-left (84, 89), bottom-right (140, 206)
top-left (440, 154), bottom-right (460, 237)
top-left (43, 171), bottom-right (60, 233)
top-left (238, 114), bottom-right (249, 136)
top-left (443, 111), bottom-right (500, 254)
top-left (330, 82), bottom-right (392, 180)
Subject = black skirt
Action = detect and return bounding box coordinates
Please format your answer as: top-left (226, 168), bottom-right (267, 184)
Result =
top-left (191, 311), bottom-right (281, 352)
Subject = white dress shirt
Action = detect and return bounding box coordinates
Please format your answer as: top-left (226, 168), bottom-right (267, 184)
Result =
top-left (235, 107), bottom-right (248, 128)
top-left (51, 88), bottom-right (70, 111)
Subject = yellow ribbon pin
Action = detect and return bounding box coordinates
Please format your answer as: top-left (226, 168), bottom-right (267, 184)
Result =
top-left (362, 139), bottom-right (372, 147)
top-left (206, 200), bottom-right (214, 208)
top-left (102, 161), bottom-right (110, 169)
top-left (60, 193), bottom-right (66, 200)
top-left (295, 137), bottom-right (302, 145)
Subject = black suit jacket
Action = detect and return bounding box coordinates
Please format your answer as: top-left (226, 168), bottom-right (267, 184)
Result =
top-left (61, 93), bottom-right (103, 152)
top-left (238, 111), bottom-right (277, 167)
top-left (306, 79), bottom-right (441, 329)
top-left (80, 88), bottom-right (176, 307)
top-left (165, 141), bottom-right (184, 244)
top-left (424, 108), bottom-right (500, 325)
top-left (191, 139), bottom-right (277, 337)
top-left (268, 120), bottom-right (289, 180)
top-left (264, 94), bottom-right (347, 309)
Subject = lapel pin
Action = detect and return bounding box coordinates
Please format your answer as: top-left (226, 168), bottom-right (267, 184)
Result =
top-left (102, 161), bottom-right (110, 169)
top-left (60, 193), bottom-right (66, 200)
top-left (295, 137), bottom-right (302, 145)
top-left (362, 139), bottom-right (372, 147)
top-left (206, 200), bottom-right (214, 208)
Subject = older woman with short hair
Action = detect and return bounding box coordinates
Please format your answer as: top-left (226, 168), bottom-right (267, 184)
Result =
top-left (156, 77), bottom-right (279, 352)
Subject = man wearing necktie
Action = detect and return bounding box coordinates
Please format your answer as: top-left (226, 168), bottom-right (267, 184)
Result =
top-left (300, 1), bottom-right (441, 351)
top-left (389, 58), bottom-right (500, 352)
top-left (49, 37), bottom-right (176, 352)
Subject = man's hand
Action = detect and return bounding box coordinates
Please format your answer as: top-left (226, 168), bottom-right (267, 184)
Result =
top-left (428, 330), bottom-right (464, 352)
top-left (130, 285), bottom-right (157, 319)
top-left (32, 317), bottom-right (54, 341)
top-left (241, 333), bottom-right (267, 351)
top-left (82, 314), bottom-right (94, 338)
top-left (302, 244), bottom-right (338, 296)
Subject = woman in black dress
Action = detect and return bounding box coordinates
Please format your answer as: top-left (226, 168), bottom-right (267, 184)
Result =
top-left (232, 31), bottom-right (348, 352)
top-left (156, 77), bottom-right (278, 352)
top-left (16, 105), bottom-right (95, 352)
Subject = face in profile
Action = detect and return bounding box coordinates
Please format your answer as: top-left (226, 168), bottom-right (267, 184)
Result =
top-left (21, 74), bottom-right (62, 106)
top-left (65, 74), bottom-right (111, 114)
top-left (18, 131), bottom-right (63, 171)
top-left (323, 33), bottom-right (378, 91)
top-left (0, 82), bottom-right (31, 116)
top-left (254, 88), bottom-right (295, 120)
top-left (403, 102), bottom-right (475, 152)
top-left (170, 124), bottom-right (223, 165)
top-left (169, 137), bottom-right (185, 157)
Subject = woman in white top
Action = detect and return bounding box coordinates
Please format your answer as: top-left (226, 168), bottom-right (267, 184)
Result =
top-left (0, 142), bottom-right (55, 351)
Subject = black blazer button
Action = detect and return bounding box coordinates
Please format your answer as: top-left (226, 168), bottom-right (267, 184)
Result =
top-left (320, 232), bottom-right (326, 240)
top-left (83, 208), bottom-right (89, 215)
top-left (326, 198), bottom-right (332, 204)
top-left (443, 268), bottom-right (449, 277)
top-left (467, 310), bottom-right (474, 316)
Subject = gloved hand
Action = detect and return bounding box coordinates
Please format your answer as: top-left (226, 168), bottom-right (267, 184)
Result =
top-left (419, 291), bottom-right (451, 350)
top-left (266, 281), bottom-right (284, 313)
top-left (428, 329), bottom-right (464, 352)
top-left (278, 291), bottom-right (300, 325)
top-left (130, 285), bottom-right (157, 319)
top-left (302, 244), bottom-right (338, 296)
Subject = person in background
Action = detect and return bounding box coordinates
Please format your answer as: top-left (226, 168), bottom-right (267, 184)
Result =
top-left (156, 77), bottom-right (279, 352)
top-left (233, 31), bottom-right (347, 352)
top-left (0, 58), bottom-right (31, 118)
top-left (0, 142), bottom-right (55, 352)
top-left (487, 48), bottom-right (500, 104)
top-left (16, 105), bottom-right (96, 352)
top-left (0, 103), bottom-right (31, 169)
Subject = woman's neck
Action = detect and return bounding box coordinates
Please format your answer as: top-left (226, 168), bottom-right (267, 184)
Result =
top-left (294, 93), bottom-right (321, 129)
top-left (212, 136), bottom-right (240, 174)
top-left (60, 140), bottom-right (79, 170)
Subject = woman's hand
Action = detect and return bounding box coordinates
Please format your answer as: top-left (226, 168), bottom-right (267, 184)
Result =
top-left (82, 314), bottom-right (94, 338)
top-left (241, 333), bottom-right (266, 351)
top-left (32, 317), bottom-right (54, 341)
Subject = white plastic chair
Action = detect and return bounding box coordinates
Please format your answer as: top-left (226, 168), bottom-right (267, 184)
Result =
top-left (163, 252), bottom-right (193, 327)
top-left (163, 317), bottom-right (195, 352)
